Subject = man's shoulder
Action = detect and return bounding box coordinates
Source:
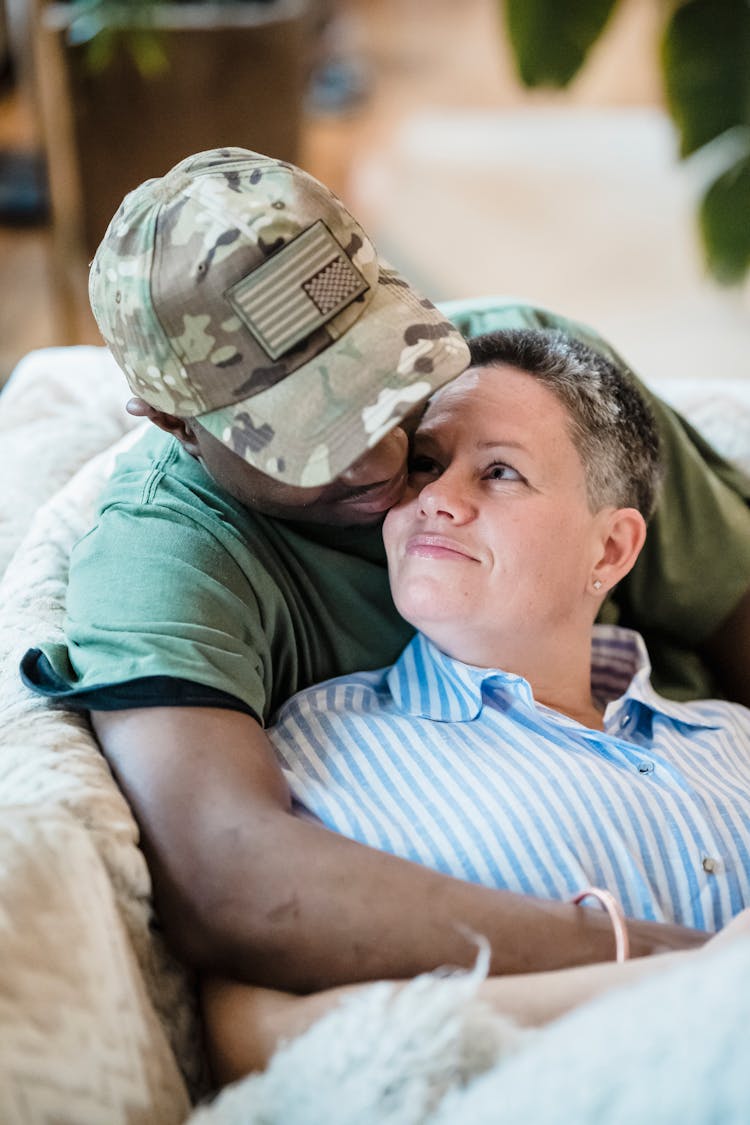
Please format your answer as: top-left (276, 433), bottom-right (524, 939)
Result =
top-left (98, 429), bottom-right (381, 560)
top-left (67, 429), bottom-right (297, 630)
top-left (92, 427), bottom-right (300, 572)
top-left (440, 296), bottom-right (602, 344)
top-left (101, 427), bottom-right (234, 514)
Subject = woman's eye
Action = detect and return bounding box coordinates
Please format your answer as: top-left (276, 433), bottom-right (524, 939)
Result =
top-left (487, 463), bottom-right (523, 482)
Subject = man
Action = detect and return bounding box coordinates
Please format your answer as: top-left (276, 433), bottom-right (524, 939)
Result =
top-left (21, 148), bottom-right (750, 990)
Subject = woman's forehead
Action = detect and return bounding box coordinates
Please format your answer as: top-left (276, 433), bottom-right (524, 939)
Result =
top-left (420, 364), bottom-right (564, 439)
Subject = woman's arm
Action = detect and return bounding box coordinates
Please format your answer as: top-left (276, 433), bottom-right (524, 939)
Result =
top-left (201, 909), bottom-right (750, 1085)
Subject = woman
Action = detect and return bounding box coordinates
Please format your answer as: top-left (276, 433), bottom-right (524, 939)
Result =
top-left (204, 328), bottom-right (750, 1083)
top-left (268, 329), bottom-right (750, 935)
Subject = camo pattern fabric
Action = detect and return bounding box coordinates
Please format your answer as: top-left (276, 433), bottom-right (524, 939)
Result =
top-left (89, 147), bottom-right (470, 486)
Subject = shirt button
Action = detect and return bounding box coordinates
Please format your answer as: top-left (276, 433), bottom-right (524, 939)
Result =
top-left (702, 856), bottom-right (720, 874)
top-left (637, 761), bottom-right (654, 774)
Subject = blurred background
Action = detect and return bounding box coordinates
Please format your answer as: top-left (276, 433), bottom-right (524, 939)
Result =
top-left (1, 0), bottom-right (748, 389)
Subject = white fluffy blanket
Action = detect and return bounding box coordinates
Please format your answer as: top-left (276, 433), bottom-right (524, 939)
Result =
top-left (2, 346), bottom-right (750, 1124)
top-left (193, 937), bottom-right (750, 1125)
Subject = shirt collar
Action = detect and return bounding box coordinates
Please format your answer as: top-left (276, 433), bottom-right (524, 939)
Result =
top-left (594, 625), bottom-right (719, 729)
top-left (387, 627), bottom-right (718, 728)
top-left (387, 633), bottom-right (535, 722)
top-left (591, 624), bottom-right (651, 703)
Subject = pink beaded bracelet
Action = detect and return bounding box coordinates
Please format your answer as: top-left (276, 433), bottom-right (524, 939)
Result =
top-left (571, 887), bottom-right (630, 962)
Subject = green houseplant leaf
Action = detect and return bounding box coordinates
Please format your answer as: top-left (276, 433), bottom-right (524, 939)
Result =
top-left (501, 0), bottom-right (750, 282)
top-left (504, 0), bottom-right (619, 87)
top-left (663, 0), bottom-right (750, 282)
top-left (700, 135), bottom-right (750, 283)
top-left (663, 0), bottom-right (750, 157)
top-left (67, 0), bottom-right (169, 77)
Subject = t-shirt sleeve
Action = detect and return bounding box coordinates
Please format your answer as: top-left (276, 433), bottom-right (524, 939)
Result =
top-left (23, 501), bottom-right (272, 720)
top-left (18, 661), bottom-right (259, 718)
top-left (441, 296), bottom-right (750, 644)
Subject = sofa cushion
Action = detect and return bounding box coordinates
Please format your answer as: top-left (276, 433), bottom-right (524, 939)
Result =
top-left (0, 804), bottom-right (190, 1124)
top-left (0, 430), bottom-right (205, 1097)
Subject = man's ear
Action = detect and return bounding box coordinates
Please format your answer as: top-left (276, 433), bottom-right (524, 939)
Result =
top-left (591, 507), bottom-right (647, 596)
top-left (126, 397), bottom-right (202, 457)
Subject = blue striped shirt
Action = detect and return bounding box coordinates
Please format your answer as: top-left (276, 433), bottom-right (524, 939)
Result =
top-left (268, 627), bottom-right (750, 931)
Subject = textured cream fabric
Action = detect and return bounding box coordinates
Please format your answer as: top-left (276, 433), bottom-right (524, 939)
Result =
top-left (0, 429), bottom-right (206, 1096)
top-left (0, 345), bottom-right (137, 577)
top-left (0, 805), bottom-right (190, 1125)
top-left (2, 344), bottom-right (750, 1123)
top-left (0, 414), bottom-right (206, 1104)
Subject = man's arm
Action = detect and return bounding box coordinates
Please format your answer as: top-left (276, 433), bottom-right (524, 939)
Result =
top-left (92, 706), bottom-right (705, 992)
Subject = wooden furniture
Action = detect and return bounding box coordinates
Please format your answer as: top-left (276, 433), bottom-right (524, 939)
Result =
top-left (30, 0), bottom-right (311, 341)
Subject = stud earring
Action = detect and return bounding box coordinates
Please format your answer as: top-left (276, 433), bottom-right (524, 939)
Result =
top-left (593, 579), bottom-right (603, 591)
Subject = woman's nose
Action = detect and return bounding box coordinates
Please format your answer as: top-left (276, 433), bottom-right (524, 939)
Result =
top-left (338, 425), bottom-right (409, 487)
top-left (418, 471), bottom-right (474, 522)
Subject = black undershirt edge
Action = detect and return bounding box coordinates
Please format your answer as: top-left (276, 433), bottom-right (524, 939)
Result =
top-left (20, 648), bottom-right (257, 719)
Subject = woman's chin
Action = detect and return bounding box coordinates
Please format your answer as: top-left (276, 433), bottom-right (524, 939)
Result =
top-left (394, 584), bottom-right (470, 637)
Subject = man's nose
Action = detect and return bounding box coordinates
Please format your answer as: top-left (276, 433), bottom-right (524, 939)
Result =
top-left (339, 425), bottom-right (409, 487)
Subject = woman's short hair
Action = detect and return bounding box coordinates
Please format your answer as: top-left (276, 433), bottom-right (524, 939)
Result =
top-left (467, 329), bottom-right (663, 518)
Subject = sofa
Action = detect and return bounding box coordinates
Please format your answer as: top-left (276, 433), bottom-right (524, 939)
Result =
top-left (2, 340), bottom-right (750, 1124)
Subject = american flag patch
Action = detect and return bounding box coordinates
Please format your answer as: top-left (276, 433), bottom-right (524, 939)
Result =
top-left (226, 221), bottom-right (369, 359)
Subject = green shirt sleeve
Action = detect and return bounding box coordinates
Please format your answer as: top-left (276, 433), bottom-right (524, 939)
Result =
top-left (50, 500), bottom-right (272, 720)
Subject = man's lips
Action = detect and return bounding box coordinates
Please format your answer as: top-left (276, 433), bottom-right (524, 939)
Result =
top-left (405, 534), bottom-right (480, 562)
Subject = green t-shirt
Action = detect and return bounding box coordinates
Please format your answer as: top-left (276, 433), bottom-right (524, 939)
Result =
top-left (24, 427), bottom-right (413, 722)
top-left (22, 298), bottom-right (750, 716)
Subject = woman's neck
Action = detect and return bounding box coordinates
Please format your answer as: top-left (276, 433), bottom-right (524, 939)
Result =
top-left (523, 642), bottom-right (604, 731)
top-left (536, 694), bottom-right (605, 731)
top-left (443, 625), bottom-right (603, 730)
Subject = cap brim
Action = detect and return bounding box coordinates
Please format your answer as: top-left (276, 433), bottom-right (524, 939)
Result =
top-left (195, 266), bottom-right (470, 486)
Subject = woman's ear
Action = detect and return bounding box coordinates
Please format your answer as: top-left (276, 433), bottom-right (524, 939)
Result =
top-left (126, 397), bottom-right (202, 457)
top-left (591, 508), bottom-right (647, 597)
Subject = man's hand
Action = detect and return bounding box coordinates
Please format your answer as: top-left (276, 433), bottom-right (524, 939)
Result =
top-left (92, 706), bottom-right (706, 992)
top-left (624, 915), bottom-right (706, 959)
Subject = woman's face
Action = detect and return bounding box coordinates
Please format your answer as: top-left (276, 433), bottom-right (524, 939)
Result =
top-left (382, 363), bottom-right (609, 667)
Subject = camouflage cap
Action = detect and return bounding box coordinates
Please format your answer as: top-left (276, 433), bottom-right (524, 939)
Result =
top-left (89, 147), bottom-right (470, 486)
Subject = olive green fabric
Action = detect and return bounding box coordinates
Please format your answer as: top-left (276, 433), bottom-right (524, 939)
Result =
top-left (22, 298), bottom-right (750, 713)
